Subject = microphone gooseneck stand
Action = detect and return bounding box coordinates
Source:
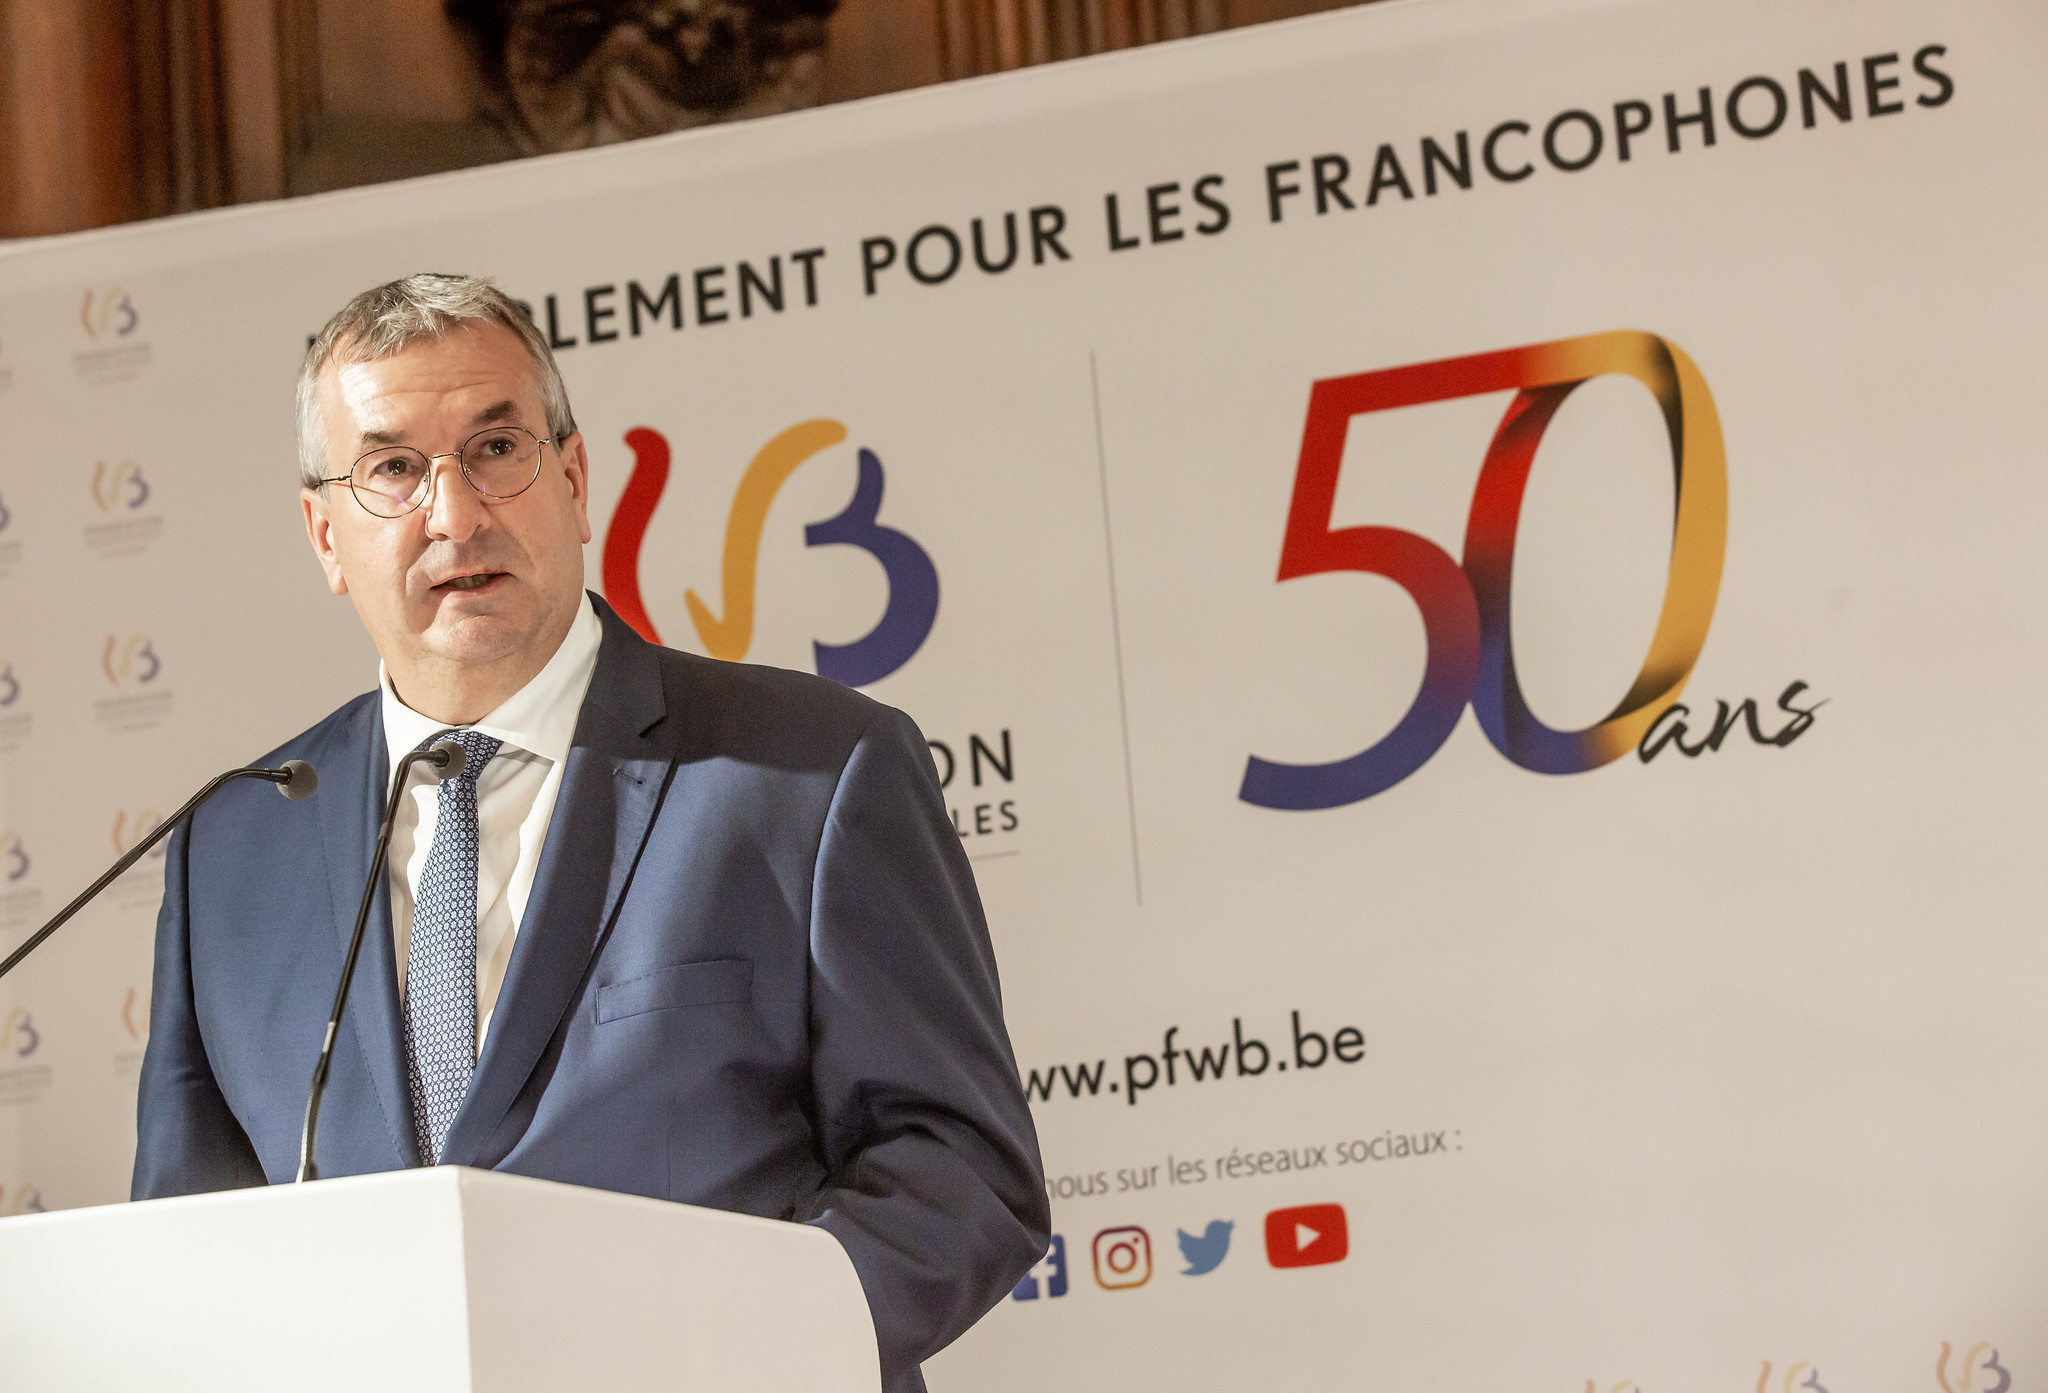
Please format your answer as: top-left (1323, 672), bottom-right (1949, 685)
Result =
top-left (296, 737), bottom-right (467, 1184)
top-left (0, 760), bottom-right (319, 981)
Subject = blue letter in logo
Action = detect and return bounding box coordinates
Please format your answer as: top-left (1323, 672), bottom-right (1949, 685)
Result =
top-left (1177, 1220), bottom-right (1233, 1275)
top-left (805, 447), bottom-right (940, 688)
top-left (1011, 1234), bottom-right (1068, 1300)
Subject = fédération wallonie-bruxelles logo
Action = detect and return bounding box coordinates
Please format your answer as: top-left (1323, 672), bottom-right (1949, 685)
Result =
top-left (91, 459), bottom-right (150, 512)
top-left (1937, 1342), bottom-right (2012, 1393)
top-left (76, 286), bottom-right (151, 386)
top-left (85, 459), bottom-right (164, 560)
top-left (95, 634), bottom-right (173, 734)
top-left (0, 1182), bottom-right (45, 1216)
top-left (102, 634), bottom-right (161, 687)
top-left (80, 288), bottom-right (139, 340)
top-left (1241, 330), bottom-right (1820, 810)
top-left (600, 419), bottom-right (939, 688)
top-left (112, 809), bottom-right (168, 860)
top-left (3, 1007), bottom-right (38, 1058)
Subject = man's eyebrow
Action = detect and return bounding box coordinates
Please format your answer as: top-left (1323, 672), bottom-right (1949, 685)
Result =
top-left (471, 400), bottom-right (521, 426)
top-left (356, 401), bottom-right (522, 450)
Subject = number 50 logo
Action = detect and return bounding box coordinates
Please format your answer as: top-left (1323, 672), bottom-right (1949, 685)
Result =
top-left (1242, 330), bottom-right (1728, 810)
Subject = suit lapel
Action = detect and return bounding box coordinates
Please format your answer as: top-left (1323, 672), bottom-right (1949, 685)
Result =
top-left (440, 599), bottom-right (674, 1167)
top-left (316, 698), bottom-right (419, 1169)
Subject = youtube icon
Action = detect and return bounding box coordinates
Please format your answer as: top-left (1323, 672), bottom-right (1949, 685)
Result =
top-left (1264, 1203), bottom-right (1348, 1268)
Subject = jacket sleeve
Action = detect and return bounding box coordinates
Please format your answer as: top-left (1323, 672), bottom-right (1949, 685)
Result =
top-left (131, 817), bottom-right (267, 1199)
top-left (803, 705), bottom-right (1050, 1391)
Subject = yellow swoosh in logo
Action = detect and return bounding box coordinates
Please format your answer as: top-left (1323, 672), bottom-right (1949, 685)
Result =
top-left (684, 419), bottom-right (848, 660)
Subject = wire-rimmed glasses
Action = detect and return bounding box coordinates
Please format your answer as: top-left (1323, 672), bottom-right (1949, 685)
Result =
top-left (318, 424), bottom-right (555, 518)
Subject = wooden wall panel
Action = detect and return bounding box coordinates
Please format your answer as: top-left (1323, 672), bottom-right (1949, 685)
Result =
top-left (218, 0), bottom-right (288, 202)
top-left (314, 0), bottom-right (476, 123)
top-left (820, 0), bottom-right (947, 106)
top-left (0, 0), bottom-right (141, 236)
top-left (0, 0), bottom-right (1379, 237)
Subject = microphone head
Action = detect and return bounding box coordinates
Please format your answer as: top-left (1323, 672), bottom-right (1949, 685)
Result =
top-left (275, 759), bottom-right (319, 801)
top-left (426, 738), bottom-right (467, 781)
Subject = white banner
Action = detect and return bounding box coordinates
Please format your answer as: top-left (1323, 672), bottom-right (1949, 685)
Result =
top-left (2, 0), bottom-right (2043, 1387)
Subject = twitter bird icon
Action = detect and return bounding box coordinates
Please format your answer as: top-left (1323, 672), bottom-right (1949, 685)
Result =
top-left (1177, 1220), bottom-right (1233, 1275)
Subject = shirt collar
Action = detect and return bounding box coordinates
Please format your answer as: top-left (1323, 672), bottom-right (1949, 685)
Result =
top-left (381, 594), bottom-right (604, 781)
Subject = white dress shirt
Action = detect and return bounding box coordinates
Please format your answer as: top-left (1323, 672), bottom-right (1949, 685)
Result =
top-left (381, 595), bottom-right (603, 1048)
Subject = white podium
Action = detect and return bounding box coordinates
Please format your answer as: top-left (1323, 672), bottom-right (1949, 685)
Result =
top-left (0, 1167), bottom-right (881, 1392)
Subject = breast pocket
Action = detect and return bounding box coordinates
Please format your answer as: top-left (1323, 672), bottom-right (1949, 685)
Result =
top-left (594, 958), bottom-right (754, 1024)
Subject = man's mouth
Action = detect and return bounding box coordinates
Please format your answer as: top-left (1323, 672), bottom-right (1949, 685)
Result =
top-left (436, 571), bottom-right (504, 592)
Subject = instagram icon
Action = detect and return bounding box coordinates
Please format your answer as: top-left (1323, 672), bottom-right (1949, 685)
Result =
top-left (1091, 1226), bottom-right (1152, 1289)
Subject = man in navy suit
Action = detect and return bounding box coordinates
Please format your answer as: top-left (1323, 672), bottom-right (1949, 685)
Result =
top-left (134, 274), bottom-right (1047, 1390)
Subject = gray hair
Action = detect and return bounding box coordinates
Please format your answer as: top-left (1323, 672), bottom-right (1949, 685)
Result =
top-left (295, 274), bottom-right (578, 489)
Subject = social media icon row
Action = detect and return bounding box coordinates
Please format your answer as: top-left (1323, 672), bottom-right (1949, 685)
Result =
top-left (1011, 1203), bottom-right (1348, 1299)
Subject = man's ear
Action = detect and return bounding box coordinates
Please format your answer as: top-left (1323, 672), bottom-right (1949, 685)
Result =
top-left (302, 487), bottom-right (350, 596)
top-left (560, 432), bottom-right (592, 546)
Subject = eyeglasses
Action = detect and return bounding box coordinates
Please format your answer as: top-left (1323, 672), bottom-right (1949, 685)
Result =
top-left (318, 424), bottom-right (555, 518)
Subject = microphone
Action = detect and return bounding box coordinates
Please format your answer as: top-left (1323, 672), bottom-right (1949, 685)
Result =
top-left (275, 759), bottom-right (320, 801)
top-left (297, 736), bottom-right (464, 1183)
top-left (0, 761), bottom-right (320, 980)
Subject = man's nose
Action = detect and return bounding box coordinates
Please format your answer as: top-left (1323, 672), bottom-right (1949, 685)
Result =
top-left (421, 455), bottom-right (489, 541)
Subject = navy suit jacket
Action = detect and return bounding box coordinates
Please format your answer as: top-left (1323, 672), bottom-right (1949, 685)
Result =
top-left (134, 596), bottom-right (1048, 1389)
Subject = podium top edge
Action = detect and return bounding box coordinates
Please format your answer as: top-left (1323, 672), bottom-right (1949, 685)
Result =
top-left (2, 1167), bottom-right (828, 1244)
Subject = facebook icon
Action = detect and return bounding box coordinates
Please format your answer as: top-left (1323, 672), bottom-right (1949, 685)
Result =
top-left (1010, 1235), bottom-right (1068, 1300)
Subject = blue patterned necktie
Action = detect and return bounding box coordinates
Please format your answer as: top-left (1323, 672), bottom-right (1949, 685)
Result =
top-left (403, 727), bottom-right (502, 1165)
